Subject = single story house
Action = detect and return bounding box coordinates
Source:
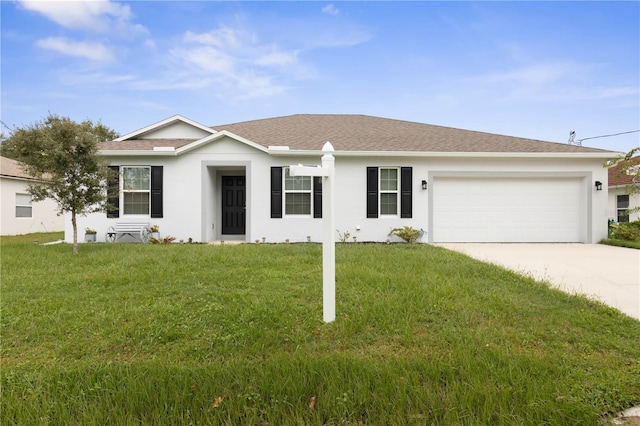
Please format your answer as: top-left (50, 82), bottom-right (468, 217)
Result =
top-left (608, 156), bottom-right (639, 223)
top-left (66, 114), bottom-right (616, 244)
top-left (1, 156), bottom-right (64, 235)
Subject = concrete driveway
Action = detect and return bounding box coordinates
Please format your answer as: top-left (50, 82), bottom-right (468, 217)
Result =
top-left (438, 243), bottom-right (640, 320)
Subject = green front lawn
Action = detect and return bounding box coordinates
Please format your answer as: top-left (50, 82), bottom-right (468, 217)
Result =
top-left (601, 238), bottom-right (640, 249)
top-left (2, 235), bottom-right (639, 425)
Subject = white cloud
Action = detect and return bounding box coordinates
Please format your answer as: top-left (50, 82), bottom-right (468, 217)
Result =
top-left (588, 86), bottom-right (639, 99)
top-left (143, 39), bottom-right (157, 50)
top-left (322, 4), bottom-right (340, 16)
top-left (170, 46), bottom-right (235, 74)
top-left (35, 37), bottom-right (115, 62)
top-left (254, 50), bottom-right (298, 67)
top-left (160, 14), bottom-right (372, 100)
top-left (234, 73), bottom-right (288, 99)
top-left (477, 63), bottom-right (575, 86)
top-left (133, 100), bottom-right (171, 111)
top-left (18, 0), bottom-right (147, 35)
top-left (184, 27), bottom-right (240, 50)
top-left (443, 60), bottom-right (639, 110)
top-left (166, 25), bottom-right (306, 99)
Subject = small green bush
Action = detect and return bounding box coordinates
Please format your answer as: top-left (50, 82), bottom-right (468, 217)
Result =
top-left (149, 236), bottom-right (176, 244)
top-left (610, 220), bottom-right (640, 241)
top-left (388, 226), bottom-right (421, 243)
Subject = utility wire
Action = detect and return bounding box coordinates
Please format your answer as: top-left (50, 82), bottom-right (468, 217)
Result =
top-left (577, 129), bottom-right (640, 143)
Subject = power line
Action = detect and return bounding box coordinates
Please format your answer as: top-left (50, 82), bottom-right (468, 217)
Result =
top-left (569, 129), bottom-right (640, 146)
top-left (578, 129), bottom-right (640, 143)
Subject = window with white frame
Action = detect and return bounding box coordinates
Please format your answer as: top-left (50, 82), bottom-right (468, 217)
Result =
top-left (366, 166), bottom-right (412, 219)
top-left (122, 166), bottom-right (150, 215)
top-left (284, 167), bottom-right (312, 215)
top-left (15, 193), bottom-right (32, 218)
top-left (379, 168), bottom-right (398, 215)
top-left (617, 194), bottom-right (630, 223)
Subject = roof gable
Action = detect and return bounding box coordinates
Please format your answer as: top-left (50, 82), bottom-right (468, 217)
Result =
top-left (116, 115), bottom-right (215, 141)
top-left (99, 130), bottom-right (269, 156)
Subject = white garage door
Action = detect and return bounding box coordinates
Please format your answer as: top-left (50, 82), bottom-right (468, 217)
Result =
top-left (433, 177), bottom-right (583, 243)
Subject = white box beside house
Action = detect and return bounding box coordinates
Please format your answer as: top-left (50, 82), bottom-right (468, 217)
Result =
top-left (66, 114), bottom-right (616, 244)
top-left (1, 156), bottom-right (64, 235)
top-left (607, 156), bottom-right (640, 223)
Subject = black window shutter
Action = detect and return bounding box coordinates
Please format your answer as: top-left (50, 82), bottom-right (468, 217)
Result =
top-left (313, 177), bottom-right (322, 218)
top-left (400, 167), bottom-right (412, 218)
top-left (366, 167), bottom-right (378, 218)
top-left (107, 166), bottom-right (119, 218)
top-left (150, 166), bottom-right (163, 218)
top-left (271, 167), bottom-right (283, 218)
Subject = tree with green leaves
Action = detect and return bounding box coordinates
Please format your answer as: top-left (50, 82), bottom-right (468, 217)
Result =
top-left (2, 114), bottom-right (118, 253)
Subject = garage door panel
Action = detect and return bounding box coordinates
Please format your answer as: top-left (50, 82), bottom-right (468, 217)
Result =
top-left (433, 177), bottom-right (583, 243)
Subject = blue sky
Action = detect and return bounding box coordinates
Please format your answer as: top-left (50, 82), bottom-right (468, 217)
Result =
top-left (1, 1), bottom-right (639, 152)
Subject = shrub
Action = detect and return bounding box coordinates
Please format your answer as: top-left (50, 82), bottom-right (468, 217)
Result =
top-left (611, 220), bottom-right (640, 241)
top-left (149, 236), bottom-right (176, 245)
top-left (337, 230), bottom-right (351, 243)
top-left (388, 226), bottom-right (421, 243)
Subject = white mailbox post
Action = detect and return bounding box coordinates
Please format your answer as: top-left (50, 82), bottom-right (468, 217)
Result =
top-left (289, 142), bottom-right (336, 323)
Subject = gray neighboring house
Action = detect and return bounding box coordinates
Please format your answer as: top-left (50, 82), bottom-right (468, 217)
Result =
top-left (1, 156), bottom-right (64, 235)
top-left (608, 156), bottom-right (640, 223)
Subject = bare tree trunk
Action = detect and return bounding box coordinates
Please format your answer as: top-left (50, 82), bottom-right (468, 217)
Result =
top-left (71, 209), bottom-right (78, 254)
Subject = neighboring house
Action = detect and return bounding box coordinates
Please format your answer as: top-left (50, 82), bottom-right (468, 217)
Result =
top-left (608, 156), bottom-right (640, 223)
top-left (66, 114), bottom-right (616, 244)
top-left (1, 156), bottom-right (64, 235)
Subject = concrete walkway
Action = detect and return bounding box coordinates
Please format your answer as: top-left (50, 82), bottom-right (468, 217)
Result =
top-left (438, 243), bottom-right (640, 321)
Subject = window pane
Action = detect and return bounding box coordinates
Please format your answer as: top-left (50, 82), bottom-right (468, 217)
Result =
top-left (285, 169), bottom-right (311, 191)
top-left (16, 193), bottom-right (33, 217)
top-left (618, 211), bottom-right (630, 223)
top-left (380, 193), bottom-right (397, 215)
top-left (617, 195), bottom-right (629, 209)
top-left (380, 168), bottom-right (397, 191)
top-left (16, 206), bottom-right (32, 218)
top-left (16, 193), bottom-right (32, 205)
top-left (123, 167), bottom-right (150, 191)
top-left (124, 192), bottom-right (150, 215)
top-left (285, 193), bottom-right (311, 215)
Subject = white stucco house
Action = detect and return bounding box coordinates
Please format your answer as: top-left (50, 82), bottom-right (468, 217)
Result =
top-left (66, 114), bottom-right (616, 244)
top-left (1, 156), bottom-right (64, 236)
top-left (608, 156), bottom-right (639, 223)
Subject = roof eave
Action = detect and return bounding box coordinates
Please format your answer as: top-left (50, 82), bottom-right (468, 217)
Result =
top-left (0, 174), bottom-right (39, 181)
top-left (268, 149), bottom-right (620, 159)
top-left (100, 150), bottom-right (178, 157)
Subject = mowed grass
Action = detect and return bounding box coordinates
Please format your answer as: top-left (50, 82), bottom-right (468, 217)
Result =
top-left (1, 234), bottom-right (639, 425)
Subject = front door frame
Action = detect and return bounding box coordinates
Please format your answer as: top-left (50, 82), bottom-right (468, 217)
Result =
top-left (221, 175), bottom-right (246, 235)
top-left (202, 162), bottom-right (250, 242)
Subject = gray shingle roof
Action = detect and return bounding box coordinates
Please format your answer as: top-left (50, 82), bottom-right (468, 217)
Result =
top-left (101, 114), bottom-right (614, 154)
top-left (608, 156), bottom-right (640, 186)
top-left (213, 114), bottom-right (611, 153)
top-left (99, 139), bottom-right (196, 151)
top-left (0, 156), bottom-right (35, 180)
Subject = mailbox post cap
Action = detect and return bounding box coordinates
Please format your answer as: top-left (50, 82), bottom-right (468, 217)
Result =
top-left (322, 141), bottom-right (334, 153)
